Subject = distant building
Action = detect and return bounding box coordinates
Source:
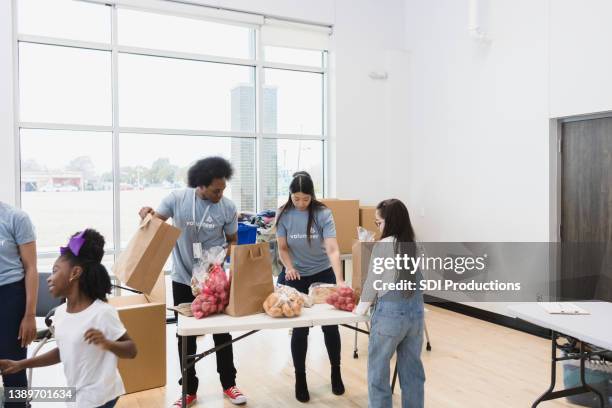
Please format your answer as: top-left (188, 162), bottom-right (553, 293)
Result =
top-left (230, 84), bottom-right (278, 212)
top-left (21, 171), bottom-right (83, 192)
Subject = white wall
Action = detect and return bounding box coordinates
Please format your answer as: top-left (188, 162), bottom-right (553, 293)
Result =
top-left (332, 0), bottom-right (408, 203)
top-left (401, 0), bottom-right (612, 241)
top-left (401, 0), bottom-right (612, 315)
top-left (549, 0), bottom-right (612, 118)
top-left (403, 0), bottom-right (551, 243)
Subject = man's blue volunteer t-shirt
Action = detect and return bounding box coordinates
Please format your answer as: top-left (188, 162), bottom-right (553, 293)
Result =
top-left (157, 188), bottom-right (238, 286)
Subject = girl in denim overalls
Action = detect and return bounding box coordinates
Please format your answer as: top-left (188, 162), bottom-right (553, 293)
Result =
top-left (355, 199), bottom-right (425, 408)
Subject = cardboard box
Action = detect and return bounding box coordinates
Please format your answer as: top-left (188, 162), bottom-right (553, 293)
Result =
top-left (320, 199), bottom-right (360, 254)
top-left (109, 274), bottom-right (166, 394)
top-left (359, 206), bottom-right (381, 241)
top-left (110, 215), bottom-right (181, 394)
top-left (351, 240), bottom-right (375, 294)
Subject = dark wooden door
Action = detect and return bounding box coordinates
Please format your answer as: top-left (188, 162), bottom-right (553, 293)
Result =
top-left (561, 117), bottom-right (612, 301)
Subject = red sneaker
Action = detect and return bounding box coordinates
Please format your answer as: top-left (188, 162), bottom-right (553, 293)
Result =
top-left (172, 394), bottom-right (197, 407)
top-left (224, 386), bottom-right (247, 405)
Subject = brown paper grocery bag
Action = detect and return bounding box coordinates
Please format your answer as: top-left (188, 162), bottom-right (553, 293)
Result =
top-left (226, 242), bottom-right (274, 317)
top-left (113, 214), bottom-right (181, 295)
top-left (351, 240), bottom-right (375, 296)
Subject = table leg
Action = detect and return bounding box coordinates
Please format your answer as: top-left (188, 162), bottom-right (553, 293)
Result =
top-left (532, 331), bottom-right (558, 407)
top-left (579, 341), bottom-right (605, 408)
top-left (353, 322), bottom-right (359, 359)
top-left (392, 361), bottom-right (398, 393)
top-left (424, 321), bottom-right (432, 352)
top-left (532, 331), bottom-right (605, 408)
top-left (181, 335), bottom-right (187, 408)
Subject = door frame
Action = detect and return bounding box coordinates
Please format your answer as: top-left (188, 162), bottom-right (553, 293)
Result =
top-left (549, 111), bottom-right (612, 300)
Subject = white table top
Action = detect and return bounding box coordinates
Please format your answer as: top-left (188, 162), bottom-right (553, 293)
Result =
top-left (178, 304), bottom-right (370, 336)
top-left (508, 302), bottom-right (612, 351)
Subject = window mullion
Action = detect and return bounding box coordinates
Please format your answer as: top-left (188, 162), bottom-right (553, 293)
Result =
top-left (111, 4), bottom-right (121, 257)
top-left (12, 0), bottom-right (21, 208)
top-left (256, 29), bottom-right (264, 212)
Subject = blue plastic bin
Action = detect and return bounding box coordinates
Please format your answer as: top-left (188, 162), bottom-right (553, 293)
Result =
top-left (237, 223), bottom-right (258, 245)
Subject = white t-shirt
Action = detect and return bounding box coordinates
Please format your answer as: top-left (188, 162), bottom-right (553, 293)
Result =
top-left (53, 299), bottom-right (127, 408)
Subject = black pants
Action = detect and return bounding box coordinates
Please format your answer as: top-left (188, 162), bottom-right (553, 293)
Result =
top-left (278, 267), bottom-right (341, 374)
top-left (0, 279), bottom-right (28, 408)
top-left (172, 281), bottom-right (237, 394)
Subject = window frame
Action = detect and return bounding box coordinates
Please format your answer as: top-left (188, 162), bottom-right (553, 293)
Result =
top-left (12, 0), bottom-right (329, 262)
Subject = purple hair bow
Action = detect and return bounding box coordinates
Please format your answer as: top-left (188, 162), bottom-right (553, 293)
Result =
top-left (60, 231), bottom-right (86, 257)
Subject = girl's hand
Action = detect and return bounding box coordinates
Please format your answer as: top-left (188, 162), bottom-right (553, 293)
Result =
top-left (84, 329), bottom-right (111, 350)
top-left (0, 359), bottom-right (25, 375)
top-left (285, 268), bottom-right (301, 281)
top-left (336, 279), bottom-right (347, 287)
top-left (19, 314), bottom-right (37, 347)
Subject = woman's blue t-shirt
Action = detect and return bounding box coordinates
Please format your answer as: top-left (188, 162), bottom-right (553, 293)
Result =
top-left (276, 207), bottom-right (336, 276)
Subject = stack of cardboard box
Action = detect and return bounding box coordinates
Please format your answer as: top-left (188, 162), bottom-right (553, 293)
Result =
top-left (111, 215), bottom-right (181, 394)
top-left (319, 199), bottom-right (381, 294)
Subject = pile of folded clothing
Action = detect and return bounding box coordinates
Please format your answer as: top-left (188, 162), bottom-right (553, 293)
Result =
top-left (249, 209), bottom-right (276, 229)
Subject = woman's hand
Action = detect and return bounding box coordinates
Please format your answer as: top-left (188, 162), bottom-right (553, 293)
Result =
top-left (285, 268), bottom-right (301, 281)
top-left (19, 314), bottom-right (37, 347)
top-left (0, 359), bottom-right (25, 375)
top-left (84, 329), bottom-right (111, 351)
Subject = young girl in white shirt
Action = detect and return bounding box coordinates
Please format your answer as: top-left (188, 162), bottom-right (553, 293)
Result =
top-left (0, 229), bottom-right (137, 408)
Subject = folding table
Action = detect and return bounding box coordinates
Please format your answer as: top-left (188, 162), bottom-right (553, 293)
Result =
top-left (177, 304), bottom-right (370, 406)
top-left (508, 302), bottom-right (612, 408)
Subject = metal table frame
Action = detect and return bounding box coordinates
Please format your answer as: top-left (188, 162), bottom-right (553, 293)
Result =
top-left (180, 322), bottom-right (401, 406)
top-left (531, 330), bottom-right (606, 408)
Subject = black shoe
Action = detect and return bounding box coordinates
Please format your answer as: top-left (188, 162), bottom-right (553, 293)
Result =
top-left (295, 371), bottom-right (310, 402)
top-left (331, 366), bottom-right (345, 395)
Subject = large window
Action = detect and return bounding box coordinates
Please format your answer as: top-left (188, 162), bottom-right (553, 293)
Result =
top-left (15, 0), bottom-right (329, 267)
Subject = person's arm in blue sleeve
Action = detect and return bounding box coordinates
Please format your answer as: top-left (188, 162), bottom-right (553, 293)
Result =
top-left (276, 210), bottom-right (300, 281)
top-left (224, 202), bottom-right (238, 258)
top-left (15, 212), bottom-right (38, 346)
top-left (322, 209), bottom-right (344, 285)
top-left (138, 192), bottom-right (174, 221)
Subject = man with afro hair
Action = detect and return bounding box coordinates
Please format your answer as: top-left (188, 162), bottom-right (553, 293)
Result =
top-left (139, 156), bottom-right (247, 407)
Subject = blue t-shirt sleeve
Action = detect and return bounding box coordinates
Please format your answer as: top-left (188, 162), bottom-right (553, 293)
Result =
top-left (276, 210), bottom-right (287, 238)
top-left (156, 192), bottom-right (175, 219)
top-left (320, 208), bottom-right (336, 239)
top-left (224, 201), bottom-right (238, 236)
top-left (14, 211), bottom-right (36, 245)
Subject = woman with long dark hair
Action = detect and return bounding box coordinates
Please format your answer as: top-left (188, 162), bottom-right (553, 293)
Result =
top-left (276, 171), bottom-right (345, 403)
top-left (355, 199), bottom-right (425, 408)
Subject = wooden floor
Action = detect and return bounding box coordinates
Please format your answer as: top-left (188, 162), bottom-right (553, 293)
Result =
top-left (115, 305), bottom-right (582, 408)
top-left (32, 305), bottom-right (585, 407)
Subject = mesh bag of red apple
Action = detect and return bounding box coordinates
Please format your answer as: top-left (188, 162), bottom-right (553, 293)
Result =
top-left (190, 247), bottom-right (231, 319)
top-left (326, 286), bottom-right (358, 312)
